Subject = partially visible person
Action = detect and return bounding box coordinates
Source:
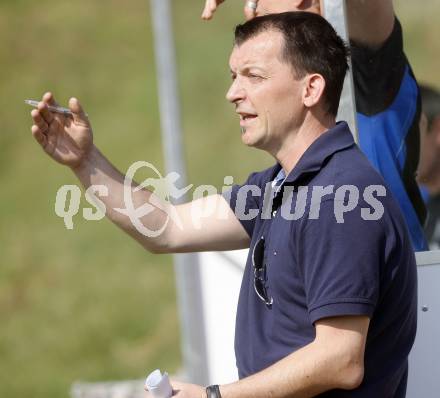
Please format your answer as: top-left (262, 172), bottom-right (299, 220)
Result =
top-left (202, 0), bottom-right (429, 251)
top-left (347, 2), bottom-right (428, 251)
top-left (418, 84), bottom-right (440, 249)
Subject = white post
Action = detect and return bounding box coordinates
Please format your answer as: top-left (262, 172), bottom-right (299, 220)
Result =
top-left (321, 0), bottom-right (359, 143)
top-left (149, 0), bottom-right (209, 384)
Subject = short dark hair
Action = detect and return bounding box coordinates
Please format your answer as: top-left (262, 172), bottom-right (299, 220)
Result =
top-left (234, 12), bottom-right (349, 116)
top-left (420, 84), bottom-right (440, 130)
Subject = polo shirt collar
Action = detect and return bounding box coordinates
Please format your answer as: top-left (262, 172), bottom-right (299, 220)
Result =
top-left (274, 121), bottom-right (355, 186)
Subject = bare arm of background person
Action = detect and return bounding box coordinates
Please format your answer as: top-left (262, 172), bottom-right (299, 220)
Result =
top-left (346, 0), bottom-right (394, 48)
top-left (31, 93), bottom-right (250, 254)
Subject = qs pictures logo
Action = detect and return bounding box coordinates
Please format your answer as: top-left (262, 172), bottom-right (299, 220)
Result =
top-left (54, 161), bottom-right (193, 237)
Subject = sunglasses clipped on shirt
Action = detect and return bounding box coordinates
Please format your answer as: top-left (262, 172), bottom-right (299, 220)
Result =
top-left (252, 236), bottom-right (273, 307)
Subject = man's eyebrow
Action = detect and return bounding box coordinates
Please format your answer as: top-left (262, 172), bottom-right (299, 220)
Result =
top-left (229, 65), bottom-right (267, 74)
top-left (244, 65), bottom-right (267, 73)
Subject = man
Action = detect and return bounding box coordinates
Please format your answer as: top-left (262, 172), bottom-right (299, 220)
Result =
top-left (418, 84), bottom-right (440, 249)
top-left (202, 0), bottom-right (428, 251)
top-left (31, 12), bottom-right (416, 397)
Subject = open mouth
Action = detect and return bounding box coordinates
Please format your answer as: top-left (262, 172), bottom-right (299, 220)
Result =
top-left (239, 113), bottom-right (258, 126)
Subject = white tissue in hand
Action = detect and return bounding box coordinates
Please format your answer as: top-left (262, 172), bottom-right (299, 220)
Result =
top-left (145, 369), bottom-right (172, 398)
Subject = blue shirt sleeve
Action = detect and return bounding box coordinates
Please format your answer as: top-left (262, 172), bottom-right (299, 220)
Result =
top-left (351, 18), bottom-right (428, 251)
top-left (223, 172), bottom-right (265, 238)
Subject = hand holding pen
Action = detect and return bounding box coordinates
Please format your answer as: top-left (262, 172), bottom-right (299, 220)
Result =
top-left (29, 92), bottom-right (94, 169)
top-left (26, 99), bottom-right (89, 117)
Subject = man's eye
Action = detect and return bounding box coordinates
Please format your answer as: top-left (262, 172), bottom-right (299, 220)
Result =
top-left (249, 74), bottom-right (262, 81)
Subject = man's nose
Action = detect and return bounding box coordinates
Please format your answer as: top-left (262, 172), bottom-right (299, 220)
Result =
top-left (226, 79), bottom-right (245, 103)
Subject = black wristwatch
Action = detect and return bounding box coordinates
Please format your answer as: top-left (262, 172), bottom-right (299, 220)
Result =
top-left (206, 384), bottom-right (222, 398)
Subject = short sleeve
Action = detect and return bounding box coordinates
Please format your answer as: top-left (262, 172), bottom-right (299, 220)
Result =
top-left (223, 172), bottom-right (265, 238)
top-left (298, 200), bottom-right (384, 324)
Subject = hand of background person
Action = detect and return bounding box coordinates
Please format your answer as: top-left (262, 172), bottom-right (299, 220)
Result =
top-left (202, 0), bottom-right (256, 21)
top-left (201, 0), bottom-right (321, 21)
top-left (30, 92), bottom-right (94, 170)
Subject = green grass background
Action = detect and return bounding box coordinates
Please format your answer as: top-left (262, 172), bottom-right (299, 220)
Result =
top-left (0, 1), bottom-right (439, 397)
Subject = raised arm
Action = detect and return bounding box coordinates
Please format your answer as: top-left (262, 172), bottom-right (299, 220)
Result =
top-left (31, 93), bottom-right (250, 254)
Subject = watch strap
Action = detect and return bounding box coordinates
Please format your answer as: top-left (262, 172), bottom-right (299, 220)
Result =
top-left (206, 384), bottom-right (222, 398)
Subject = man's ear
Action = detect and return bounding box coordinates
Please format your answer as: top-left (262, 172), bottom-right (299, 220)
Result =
top-left (302, 74), bottom-right (326, 109)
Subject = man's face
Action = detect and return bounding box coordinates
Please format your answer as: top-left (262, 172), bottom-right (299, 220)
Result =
top-left (226, 30), bottom-right (305, 153)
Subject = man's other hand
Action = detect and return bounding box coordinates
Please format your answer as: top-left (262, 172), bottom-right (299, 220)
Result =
top-left (144, 380), bottom-right (205, 398)
top-left (30, 92), bottom-right (93, 170)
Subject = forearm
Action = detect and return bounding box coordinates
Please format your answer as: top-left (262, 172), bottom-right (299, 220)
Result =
top-left (220, 339), bottom-right (363, 398)
top-left (346, 0), bottom-right (394, 47)
top-left (71, 146), bottom-right (171, 252)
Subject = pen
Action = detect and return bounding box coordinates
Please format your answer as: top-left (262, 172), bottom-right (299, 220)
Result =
top-left (25, 99), bottom-right (86, 116)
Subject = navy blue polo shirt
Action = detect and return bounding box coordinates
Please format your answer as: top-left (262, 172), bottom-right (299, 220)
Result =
top-left (226, 122), bottom-right (417, 397)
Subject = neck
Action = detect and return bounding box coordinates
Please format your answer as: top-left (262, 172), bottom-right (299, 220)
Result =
top-left (274, 112), bottom-right (335, 174)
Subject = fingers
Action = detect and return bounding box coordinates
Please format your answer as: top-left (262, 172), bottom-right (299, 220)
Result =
top-left (143, 383), bottom-right (155, 397)
top-left (201, 0), bottom-right (258, 22)
top-left (142, 387), bottom-right (152, 398)
top-left (201, 0), bottom-right (223, 20)
top-left (244, 0), bottom-right (258, 20)
top-left (42, 91), bottom-right (60, 107)
top-left (31, 124), bottom-right (48, 148)
top-left (37, 101), bottom-right (55, 125)
top-left (68, 97), bottom-right (90, 127)
top-left (31, 108), bottom-right (50, 134)
top-left (41, 91), bottom-right (63, 123)
top-left (31, 100), bottom-right (62, 141)
top-left (35, 92), bottom-right (62, 126)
